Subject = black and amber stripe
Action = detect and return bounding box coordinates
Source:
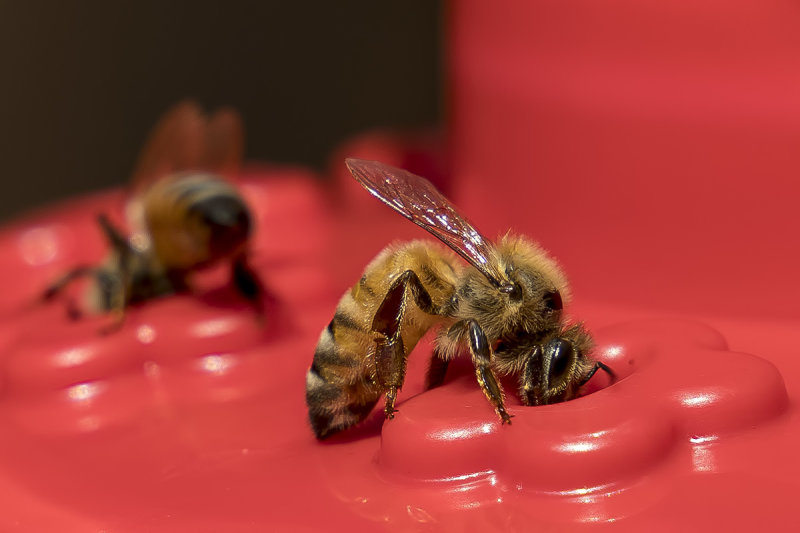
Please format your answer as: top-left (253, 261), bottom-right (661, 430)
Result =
top-left (305, 298), bottom-right (380, 439)
top-left (305, 241), bottom-right (460, 439)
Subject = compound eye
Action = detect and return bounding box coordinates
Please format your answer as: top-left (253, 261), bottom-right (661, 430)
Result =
top-left (547, 339), bottom-right (574, 384)
top-left (543, 290), bottom-right (563, 312)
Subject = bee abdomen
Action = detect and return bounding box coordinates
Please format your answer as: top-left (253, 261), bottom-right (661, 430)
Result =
top-left (305, 364), bottom-right (378, 439)
top-left (306, 320), bottom-right (379, 439)
top-left (330, 309), bottom-right (362, 333)
top-left (305, 241), bottom-right (459, 439)
top-left (313, 323), bottom-right (362, 372)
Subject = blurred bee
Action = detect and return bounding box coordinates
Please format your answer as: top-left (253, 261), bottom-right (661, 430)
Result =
top-left (306, 159), bottom-right (614, 439)
top-left (44, 102), bottom-right (264, 329)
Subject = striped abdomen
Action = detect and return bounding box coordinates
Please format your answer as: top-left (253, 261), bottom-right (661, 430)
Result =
top-left (305, 241), bottom-right (458, 439)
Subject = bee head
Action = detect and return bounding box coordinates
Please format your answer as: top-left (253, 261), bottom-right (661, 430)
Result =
top-left (189, 194), bottom-right (252, 258)
top-left (523, 324), bottom-right (596, 405)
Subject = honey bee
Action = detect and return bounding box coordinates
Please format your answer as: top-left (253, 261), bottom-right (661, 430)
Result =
top-left (305, 159), bottom-right (614, 439)
top-left (43, 101), bottom-right (264, 328)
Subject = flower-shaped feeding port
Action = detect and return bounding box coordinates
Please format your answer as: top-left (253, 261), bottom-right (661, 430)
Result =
top-left (316, 318), bottom-right (788, 527)
top-left (378, 319), bottom-right (787, 488)
top-left (379, 321), bottom-right (787, 491)
top-left (0, 154), bottom-right (793, 530)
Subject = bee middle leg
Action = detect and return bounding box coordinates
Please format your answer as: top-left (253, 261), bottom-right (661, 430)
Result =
top-left (371, 270), bottom-right (435, 418)
top-left (424, 349), bottom-right (450, 390)
top-left (464, 319), bottom-right (513, 424)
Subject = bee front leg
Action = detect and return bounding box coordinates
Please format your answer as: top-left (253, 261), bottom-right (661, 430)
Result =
top-left (43, 266), bottom-right (95, 302)
top-left (518, 346), bottom-right (543, 406)
top-left (465, 319), bottom-right (513, 424)
top-left (579, 361), bottom-right (616, 386)
top-left (371, 270), bottom-right (435, 419)
top-left (42, 265), bottom-right (96, 320)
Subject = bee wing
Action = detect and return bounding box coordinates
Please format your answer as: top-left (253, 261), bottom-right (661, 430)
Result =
top-left (129, 101), bottom-right (205, 195)
top-left (126, 101), bottom-right (245, 246)
top-left (201, 106), bottom-right (244, 177)
top-left (345, 158), bottom-right (506, 286)
top-left (130, 101), bottom-right (244, 195)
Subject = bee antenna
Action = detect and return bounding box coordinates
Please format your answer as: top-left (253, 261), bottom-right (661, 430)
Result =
top-left (579, 361), bottom-right (617, 386)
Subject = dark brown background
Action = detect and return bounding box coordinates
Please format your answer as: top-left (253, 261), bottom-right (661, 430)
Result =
top-left (0, 1), bottom-right (442, 221)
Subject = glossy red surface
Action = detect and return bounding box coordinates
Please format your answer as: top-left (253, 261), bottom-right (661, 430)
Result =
top-left (2, 160), bottom-right (799, 531)
top-left (4, 1), bottom-right (800, 529)
top-left (450, 0), bottom-right (800, 322)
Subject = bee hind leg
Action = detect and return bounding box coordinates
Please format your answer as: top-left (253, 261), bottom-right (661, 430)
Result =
top-left (464, 319), bottom-right (513, 424)
top-left (231, 255), bottom-right (267, 319)
top-left (371, 270), bottom-right (435, 419)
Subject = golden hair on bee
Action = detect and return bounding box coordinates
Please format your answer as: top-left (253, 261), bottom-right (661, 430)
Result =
top-left (43, 102), bottom-right (264, 330)
top-left (306, 159), bottom-right (614, 439)
top-left (140, 173), bottom-right (252, 270)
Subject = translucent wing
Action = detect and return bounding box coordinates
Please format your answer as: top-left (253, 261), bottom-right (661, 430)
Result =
top-left (126, 101), bottom-right (245, 245)
top-left (345, 158), bottom-right (506, 286)
top-left (130, 101), bottom-right (244, 195)
top-left (201, 106), bottom-right (244, 177)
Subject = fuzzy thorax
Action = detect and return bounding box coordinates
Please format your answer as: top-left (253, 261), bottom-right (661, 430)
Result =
top-left (435, 233), bottom-right (572, 359)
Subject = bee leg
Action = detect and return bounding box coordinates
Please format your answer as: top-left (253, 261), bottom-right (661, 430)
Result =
top-left (42, 265), bottom-right (98, 320)
top-left (97, 269), bottom-right (128, 334)
top-left (96, 213), bottom-right (130, 252)
top-left (42, 266), bottom-right (95, 302)
top-left (518, 346), bottom-right (543, 406)
top-left (231, 255), bottom-right (266, 318)
top-left (465, 319), bottom-right (513, 424)
top-left (96, 213), bottom-right (133, 299)
top-left (95, 216), bottom-right (133, 333)
top-left (579, 361), bottom-right (617, 386)
top-left (371, 270), bottom-right (435, 419)
top-left (100, 309), bottom-right (126, 334)
top-left (424, 349), bottom-right (450, 389)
